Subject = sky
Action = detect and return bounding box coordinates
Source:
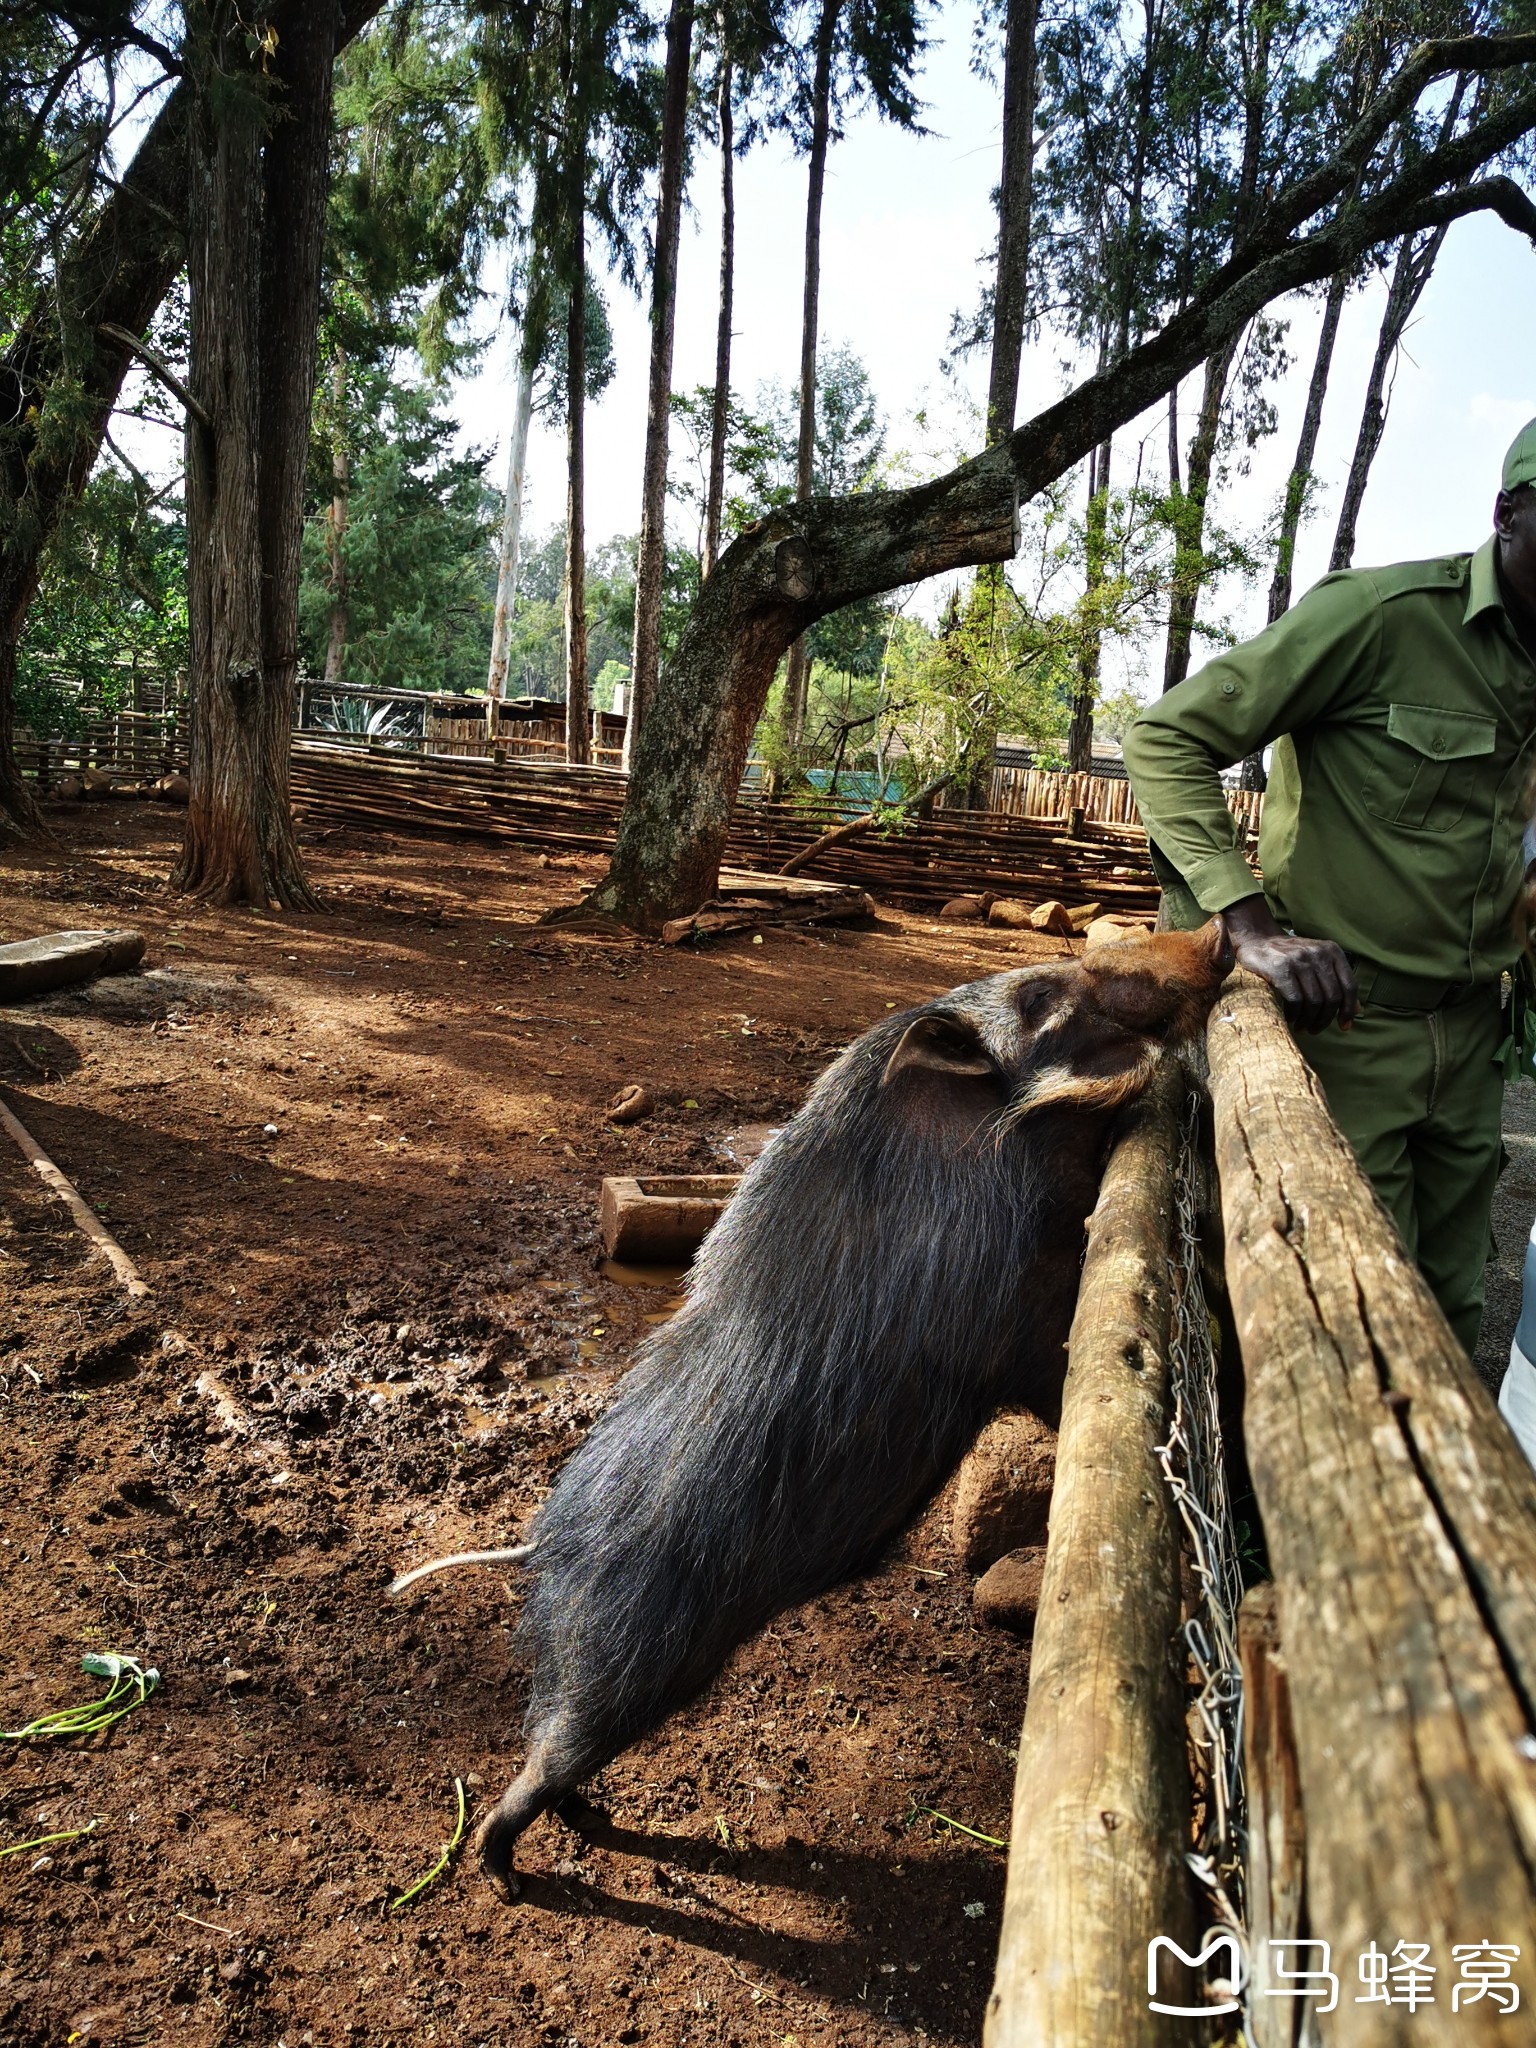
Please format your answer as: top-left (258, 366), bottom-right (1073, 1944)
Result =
top-left (455, 10), bottom-right (1536, 697)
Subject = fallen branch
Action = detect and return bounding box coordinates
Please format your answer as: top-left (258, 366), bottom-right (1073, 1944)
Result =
top-left (777, 771), bottom-right (957, 877)
top-left (661, 884), bottom-right (874, 946)
top-left (0, 1094), bottom-right (149, 1297)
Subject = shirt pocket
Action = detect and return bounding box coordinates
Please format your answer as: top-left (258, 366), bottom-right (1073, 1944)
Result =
top-left (1361, 702), bottom-right (1498, 833)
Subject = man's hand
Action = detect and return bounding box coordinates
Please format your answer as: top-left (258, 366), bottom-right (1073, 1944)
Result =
top-left (1223, 895), bottom-right (1358, 1033)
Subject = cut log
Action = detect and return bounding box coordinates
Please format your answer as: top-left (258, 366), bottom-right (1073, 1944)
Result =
top-left (0, 929), bottom-right (146, 1001)
top-left (660, 883), bottom-right (873, 946)
top-left (1206, 972), bottom-right (1536, 2046)
top-left (951, 1408), bottom-right (1057, 1571)
top-left (0, 1094), bottom-right (149, 1297)
top-left (985, 1062), bottom-right (1202, 2048)
top-left (987, 898), bottom-right (1033, 928)
top-left (599, 1173), bottom-right (741, 1263)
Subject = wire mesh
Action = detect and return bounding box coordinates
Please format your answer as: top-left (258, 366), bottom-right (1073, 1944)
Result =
top-left (1158, 1085), bottom-right (1250, 2009)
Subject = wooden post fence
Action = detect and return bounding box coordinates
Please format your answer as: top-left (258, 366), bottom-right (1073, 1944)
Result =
top-left (986, 1062), bottom-right (1205, 2048)
top-left (1207, 972), bottom-right (1536, 2047)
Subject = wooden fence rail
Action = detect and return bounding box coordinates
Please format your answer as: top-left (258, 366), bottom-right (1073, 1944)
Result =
top-left (15, 723), bottom-right (1181, 915)
top-left (987, 1063), bottom-right (1202, 2047)
top-left (1207, 973), bottom-right (1536, 2048)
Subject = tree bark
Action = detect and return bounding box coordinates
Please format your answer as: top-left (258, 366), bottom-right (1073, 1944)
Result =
top-left (776, 0), bottom-right (840, 767)
top-left (1267, 270), bottom-right (1347, 622)
top-left (1067, 437), bottom-right (1109, 771)
top-left (702, 53), bottom-right (734, 582)
top-left (486, 337), bottom-right (537, 717)
top-left (173, 0), bottom-right (343, 908)
top-left (1161, 329), bottom-right (1240, 691)
top-left (625, 0), bottom-right (695, 775)
top-left (985, 0), bottom-right (1039, 444)
top-left (1329, 224), bottom-right (1449, 571)
top-left (579, 46), bottom-right (1536, 930)
top-left (324, 348), bottom-right (350, 684)
top-left (1207, 974), bottom-right (1536, 2044)
top-left (564, 207), bottom-right (590, 768)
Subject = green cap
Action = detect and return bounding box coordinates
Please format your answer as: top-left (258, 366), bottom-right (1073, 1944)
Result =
top-left (1503, 418), bottom-right (1536, 492)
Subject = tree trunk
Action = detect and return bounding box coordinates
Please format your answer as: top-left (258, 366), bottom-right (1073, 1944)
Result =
top-left (564, 207), bottom-right (590, 768)
top-left (486, 338), bottom-right (537, 716)
top-left (324, 347), bottom-right (350, 684)
top-left (624, 0), bottom-right (695, 775)
top-left (1267, 270), bottom-right (1346, 622)
top-left (1330, 225), bottom-right (1448, 571)
top-left (0, 0), bottom-right (381, 847)
top-left (985, 0), bottom-right (1039, 444)
top-left (702, 53), bottom-right (734, 582)
top-left (1067, 438), bottom-right (1109, 771)
top-left (1161, 329), bottom-right (1240, 692)
top-left (579, 82), bottom-right (1536, 929)
top-left (173, 0), bottom-right (341, 908)
top-left (0, 86), bottom-right (189, 840)
top-left (776, 0), bottom-right (840, 768)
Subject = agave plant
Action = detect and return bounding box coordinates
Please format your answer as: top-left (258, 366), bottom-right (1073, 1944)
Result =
top-left (310, 694), bottom-right (417, 739)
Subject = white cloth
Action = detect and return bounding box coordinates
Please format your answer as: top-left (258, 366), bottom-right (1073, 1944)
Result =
top-left (1498, 1337), bottom-right (1536, 1469)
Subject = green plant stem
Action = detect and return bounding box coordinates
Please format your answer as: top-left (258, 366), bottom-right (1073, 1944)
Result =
top-left (391, 1777), bottom-right (467, 1909)
top-left (910, 1799), bottom-right (1008, 1848)
top-left (0, 1819), bottom-right (100, 1858)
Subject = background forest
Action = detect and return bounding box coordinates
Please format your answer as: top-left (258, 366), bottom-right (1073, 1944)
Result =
top-left (5, 0), bottom-right (1536, 905)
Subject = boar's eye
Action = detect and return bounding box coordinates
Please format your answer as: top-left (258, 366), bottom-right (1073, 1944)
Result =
top-left (1015, 981), bottom-right (1065, 1028)
top-left (880, 1013), bottom-right (998, 1087)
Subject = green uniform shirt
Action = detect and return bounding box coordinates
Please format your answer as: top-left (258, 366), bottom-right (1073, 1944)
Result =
top-left (1123, 537), bottom-right (1536, 983)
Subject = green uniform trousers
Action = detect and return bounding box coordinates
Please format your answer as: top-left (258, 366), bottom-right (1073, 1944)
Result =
top-left (1301, 984), bottom-right (1505, 1357)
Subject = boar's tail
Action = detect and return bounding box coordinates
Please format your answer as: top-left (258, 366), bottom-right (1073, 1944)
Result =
top-left (387, 1544), bottom-right (536, 1597)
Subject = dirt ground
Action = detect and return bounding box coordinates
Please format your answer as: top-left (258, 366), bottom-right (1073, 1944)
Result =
top-left (0, 803), bottom-right (1089, 2048)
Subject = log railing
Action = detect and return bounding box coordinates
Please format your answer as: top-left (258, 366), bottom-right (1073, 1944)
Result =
top-left (988, 974), bottom-right (1536, 2046)
top-left (986, 1063), bottom-right (1206, 2048)
top-left (1209, 973), bottom-right (1536, 2048)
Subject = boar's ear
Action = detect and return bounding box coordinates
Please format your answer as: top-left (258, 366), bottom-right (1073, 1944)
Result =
top-left (881, 1013), bottom-right (998, 1088)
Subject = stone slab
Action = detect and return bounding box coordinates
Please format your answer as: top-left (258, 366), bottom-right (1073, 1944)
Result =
top-left (0, 929), bottom-right (146, 1002)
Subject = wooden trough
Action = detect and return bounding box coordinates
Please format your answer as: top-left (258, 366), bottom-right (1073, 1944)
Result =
top-left (986, 973), bottom-right (1536, 2045)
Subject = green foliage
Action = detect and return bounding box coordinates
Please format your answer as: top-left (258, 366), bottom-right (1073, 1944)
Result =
top-left (497, 527), bottom-right (696, 706)
top-left (299, 368), bottom-right (497, 694)
top-left (328, 14), bottom-right (514, 375)
top-left (1093, 684), bottom-right (1149, 744)
top-left (16, 468), bottom-right (186, 734)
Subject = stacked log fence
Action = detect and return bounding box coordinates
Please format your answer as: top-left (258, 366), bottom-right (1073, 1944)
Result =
top-left (16, 718), bottom-right (1183, 916)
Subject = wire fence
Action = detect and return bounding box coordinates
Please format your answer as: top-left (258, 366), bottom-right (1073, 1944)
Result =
top-left (1159, 1084), bottom-right (1250, 2024)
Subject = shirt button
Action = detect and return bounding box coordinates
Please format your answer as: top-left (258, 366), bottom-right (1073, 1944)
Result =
top-left (1432, 735), bottom-right (1446, 752)
top-left (1221, 681), bottom-right (1237, 696)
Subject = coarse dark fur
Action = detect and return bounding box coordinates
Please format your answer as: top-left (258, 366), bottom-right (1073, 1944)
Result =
top-left (444, 923), bottom-right (1231, 1896)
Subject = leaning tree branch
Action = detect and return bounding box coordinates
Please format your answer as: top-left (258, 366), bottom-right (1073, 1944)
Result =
top-left (1264, 32), bottom-right (1536, 256)
top-left (98, 323), bottom-right (211, 430)
top-left (594, 100), bottom-right (1536, 929)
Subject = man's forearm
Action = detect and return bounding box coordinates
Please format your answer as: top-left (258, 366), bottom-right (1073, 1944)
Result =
top-left (1122, 718), bottom-right (1259, 913)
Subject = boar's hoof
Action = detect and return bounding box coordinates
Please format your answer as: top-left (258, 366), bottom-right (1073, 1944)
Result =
top-left (475, 1814), bottom-right (523, 1903)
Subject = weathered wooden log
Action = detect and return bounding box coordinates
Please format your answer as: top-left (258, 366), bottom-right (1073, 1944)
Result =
top-left (1240, 1585), bottom-right (1318, 2048)
top-left (1207, 972), bottom-right (1536, 2047)
top-left (986, 1062), bottom-right (1202, 2048)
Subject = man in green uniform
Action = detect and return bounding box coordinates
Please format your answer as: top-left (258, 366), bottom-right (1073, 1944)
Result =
top-left (1124, 420), bottom-right (1536, 1357)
